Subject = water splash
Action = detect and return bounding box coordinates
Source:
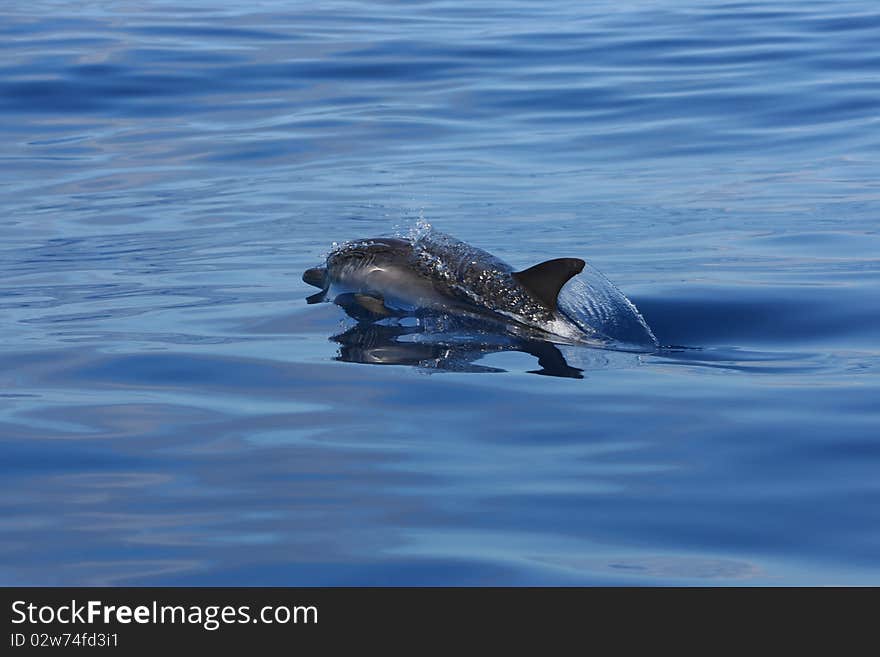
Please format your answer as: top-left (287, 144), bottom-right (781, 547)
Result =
top-left (557, 263), bottom-right (657, 349)
top-left (405, 214), bottom-right (434, 241)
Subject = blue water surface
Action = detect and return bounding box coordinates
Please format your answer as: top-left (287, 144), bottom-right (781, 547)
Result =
top-left (1, 0), bottom-right (879, 585)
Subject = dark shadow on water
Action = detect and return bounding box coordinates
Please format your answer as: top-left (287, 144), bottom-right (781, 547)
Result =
top-left (331, 322), bottom-right (585, 379)
top-left (311, 288), bottom-right (840, 379)
top-left (633, 285), bottom-right (880, 348)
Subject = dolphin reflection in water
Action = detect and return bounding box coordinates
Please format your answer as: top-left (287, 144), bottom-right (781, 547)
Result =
top-left (331, 321), bottom-right (587, 378)
top-left (303, 227), bottom-right (657, 378)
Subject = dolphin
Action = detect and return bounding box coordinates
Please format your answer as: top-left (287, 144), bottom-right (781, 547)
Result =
top-left (303, 230), bottom-right (592, 342)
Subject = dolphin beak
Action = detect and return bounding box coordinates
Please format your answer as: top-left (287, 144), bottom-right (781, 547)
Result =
top-left (303, 267), bottom-right (327, 289)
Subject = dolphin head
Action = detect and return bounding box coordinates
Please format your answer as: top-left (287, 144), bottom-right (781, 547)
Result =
top-left (325, 238), bottom-right (412, 278)
top-left (322, 238), bottom-right (433, 300)
top-left (302, 266), bottom-right (327, 289)
top-left (303, 239), bottom-right (412, 291)
top-left (304, 237), bottom-right (445, 312)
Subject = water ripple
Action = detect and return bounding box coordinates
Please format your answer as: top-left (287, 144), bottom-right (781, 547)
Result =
top-left (2, 0), bottom-right (880, 585)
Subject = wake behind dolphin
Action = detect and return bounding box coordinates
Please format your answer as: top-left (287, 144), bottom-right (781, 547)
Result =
top-left (303, 225), bottom-right (656, 350)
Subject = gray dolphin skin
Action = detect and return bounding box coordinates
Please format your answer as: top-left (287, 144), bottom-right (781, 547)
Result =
top-left (303, 229), bottom-right (603, 343)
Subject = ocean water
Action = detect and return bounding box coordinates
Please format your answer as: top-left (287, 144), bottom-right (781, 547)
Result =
top-left (2, 0), bottom-right (879, 585)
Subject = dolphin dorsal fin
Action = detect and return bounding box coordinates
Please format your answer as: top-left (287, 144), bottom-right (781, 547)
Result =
top-left (512, 258), bottom-right (585, 311)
